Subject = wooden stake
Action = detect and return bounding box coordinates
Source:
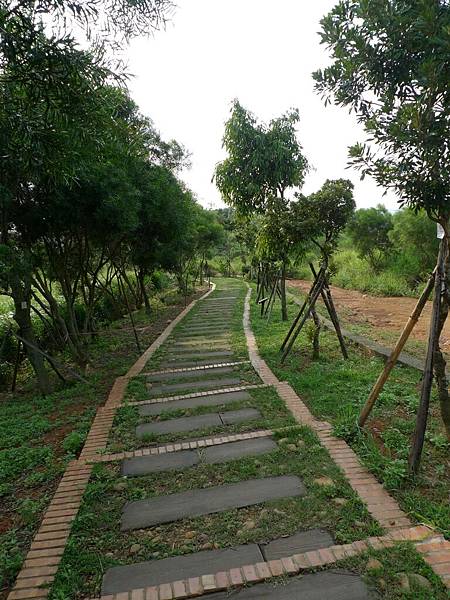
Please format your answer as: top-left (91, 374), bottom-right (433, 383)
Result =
top-left (409, 239), bottom-right (448, 474)
top-left (280, 267), bottom-right (324, 352)
top-left (309, 263), bottom-right (348, 359)
top-left (358, 268), bottom-right (436, 427)
top-left (281, 269), bottom-right (326, 363)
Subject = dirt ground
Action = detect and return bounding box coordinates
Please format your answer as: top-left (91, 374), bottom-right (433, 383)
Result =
top-left (288, 279), bottom-right (450, 353)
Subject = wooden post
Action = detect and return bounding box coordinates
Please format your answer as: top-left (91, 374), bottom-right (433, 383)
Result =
top-left (358, 268), bottom-right (436, 427)
top-left (280, 267), bottom-right (324, 352)
top-left (281, 270), bottom-right (326, 363)
top-left (409, 239), bottom-right (448, 474)
top-left (309, 263), bottom-right (348, 359)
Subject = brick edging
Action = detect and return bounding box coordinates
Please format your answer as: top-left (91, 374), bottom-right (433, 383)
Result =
top-left (126, 384), bottom-right (268, 407)
top-left (143, 360), bottom-right (250, 376)
top-left (6, 285), bottom-right (217, 600)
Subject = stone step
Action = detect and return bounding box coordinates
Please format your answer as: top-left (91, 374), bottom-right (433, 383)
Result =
top-left (121, 475), bottom-right (305, 530)
top-left (136, 408), bottom-right (261, 437)
top-left (138, 390), bottom-right (252, 416)
top-left (203, 571), bottom-right (370, 600)
top-left (157, 357), bottom-right (236, 369)
top-left (146, 366), bottom-right (235, 382)
top-left (102, 529), bottom-right (334, 594)
top-left (121, 437), bottom-right (277, 476)
top-left (147, 376), bottom-right (242, 397)
top-left (159, 350), bottom-right (235, 359)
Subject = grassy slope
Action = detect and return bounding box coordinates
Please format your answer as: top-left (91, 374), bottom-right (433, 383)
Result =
top-left (250, 289), bottom-right (450, 540)
top-left (0, 289), bottom-right (203, 600)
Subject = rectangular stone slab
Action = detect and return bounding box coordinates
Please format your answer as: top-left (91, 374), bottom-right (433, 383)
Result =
top-left (262, 528), bottom-right (334, 560)
top-left (157, 358), bottom-right (235, 369)
top-left (219, 408), bottom-right (260, 424)
top-left (102, 545), bottom-right (263, 594)
top-left (201, 571), bottom-right (371, 599)
top-left (146, 366), bottom-right (234, 382)
top-left (147, 377), bottom-right (242, 396)
top-left (136, 408), bottom-right (261, 436)
top-left (122, 438), bottom-right (277, 476)
top-left (121, 475), bottom-right (305, 530)
top-left (136, 413), bottom-right (221, 437)
top-left (139, 390), bottom-right (252, 416)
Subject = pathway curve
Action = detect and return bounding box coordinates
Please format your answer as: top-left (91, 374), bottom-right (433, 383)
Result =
top-left (8, 280), bottom-right (450, 600)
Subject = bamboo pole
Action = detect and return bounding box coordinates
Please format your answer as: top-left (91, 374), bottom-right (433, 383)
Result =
top-left (358, 268), bottom-right (436, 427)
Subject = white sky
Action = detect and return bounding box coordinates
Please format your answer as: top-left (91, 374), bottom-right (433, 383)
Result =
top-left (125, 0), bottom-right (399, 211)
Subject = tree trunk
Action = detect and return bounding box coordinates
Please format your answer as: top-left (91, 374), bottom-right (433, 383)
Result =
top-left (280, 260), bottom-right (288, 321)
top-left (10, 272), bottom-right (51, 394)
top-left (409, 235), bottom-right (448, 473)
top-left (138, 268), bottom-right (151, 315)
top-left (434, 243), bottom-right (450, 440)
top-left (311, 307), bottom-right (321, 360)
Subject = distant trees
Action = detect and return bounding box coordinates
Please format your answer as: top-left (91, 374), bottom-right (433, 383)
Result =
top-left (347, 206), bottom-right (393, 272)
top-left (215, 100), bottom-right (309, 319)
top-left (315, 0), bottom-right (450, 469)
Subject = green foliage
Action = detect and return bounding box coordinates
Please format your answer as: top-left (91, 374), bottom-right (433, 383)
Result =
top-left (62, 432), bottom-right (86, 457)
top-left (347, 205), bottom-right (393, 272)
top-left (314, 0), bottom-right (450, 220)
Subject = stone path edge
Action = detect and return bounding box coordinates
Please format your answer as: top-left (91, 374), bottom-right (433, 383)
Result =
top-left (6, 284), bottom-right (217, 600)
top-left (86, 526), bottom-right (440, 600)
top-left (243, 284), bottom-right (450, 590)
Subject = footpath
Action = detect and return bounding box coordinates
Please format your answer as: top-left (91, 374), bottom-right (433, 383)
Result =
top-left (8, 279), bottom-right (450, 599)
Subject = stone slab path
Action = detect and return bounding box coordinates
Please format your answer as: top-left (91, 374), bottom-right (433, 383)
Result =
top-left (121, 475), bottom-right (305, 530)
top-left (102, 528), bottom-right (335, 594)
top-left (136, 407), bottom-right (261, 436)
top-left (122, 437), bottom-right (277, 476)
top-left (138, 389), bottom-right (252, 415)
top-left (10, 280), bottom-right (450, 600)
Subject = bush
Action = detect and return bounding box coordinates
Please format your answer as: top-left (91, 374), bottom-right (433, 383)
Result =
top-left (62, 431), bottom-right (86, 456)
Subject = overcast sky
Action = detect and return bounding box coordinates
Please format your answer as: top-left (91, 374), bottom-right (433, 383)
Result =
top-left (125, 0), bottom-right (399, 211)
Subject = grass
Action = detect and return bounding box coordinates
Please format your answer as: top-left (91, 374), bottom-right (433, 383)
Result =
top-left (249, 287), bottom-right (450, 540)
top-left (0, 287), bottom-right (204, 600)
top-left (48, 426), bottom-right (381, 599)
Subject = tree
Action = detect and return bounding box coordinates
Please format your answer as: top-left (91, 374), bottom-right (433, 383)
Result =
top-left (389, 209), bottom-right (439, 282)
top-left (314, 0), bottom-right (450, 470)
top-left (215, 99), bottom-right (309, 319)
top-left (347, 205), bottom-right (393, 272)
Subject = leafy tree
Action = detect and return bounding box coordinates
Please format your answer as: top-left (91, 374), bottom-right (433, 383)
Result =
top-left (347, 205), bottom-right (393, 272)
top-left (389, 208), bottom-right (439, 282)
top-left (314, 0), bottom-right (450, 466)
top-left (215, 99), bottom-right (309, 319)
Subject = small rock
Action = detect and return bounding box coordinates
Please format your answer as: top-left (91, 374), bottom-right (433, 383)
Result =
top-left (129, 544), bottom-right (142, 555)
top-left (243, 519), bottom-right (256, 530)
top-left (166, 319), bottom-right (172, 324)
top-left (198, 533), bottom-right (209, 543)
top-left (152, 551), bottom-right (160, 558)
top-left (201, 542), bottom-right (213, 550)
top-left (408, 573), bottom-right (432, 589)
top-left (366, 558), bottom-right (382, 572)
top-left (113, 481), bottom-right (127, 492)
top-left (274, 509), bottom-right (286, 516)
top-left (397, 572), bottom-right (410, 591)
top-left (378, 578), bottom-right (387, 591)
top-left (278, 438), bottom-right (289, 444)
top-left (287, 444), bottom-right (297, 451)
top-left (184, 531), bottom-right (195, 539)
top-left (333, 498), bottom-right (347, 506)
top-left (314, 476), bottom-right (334, 487)
top-left (105, 552), bottom-right (114, 558)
